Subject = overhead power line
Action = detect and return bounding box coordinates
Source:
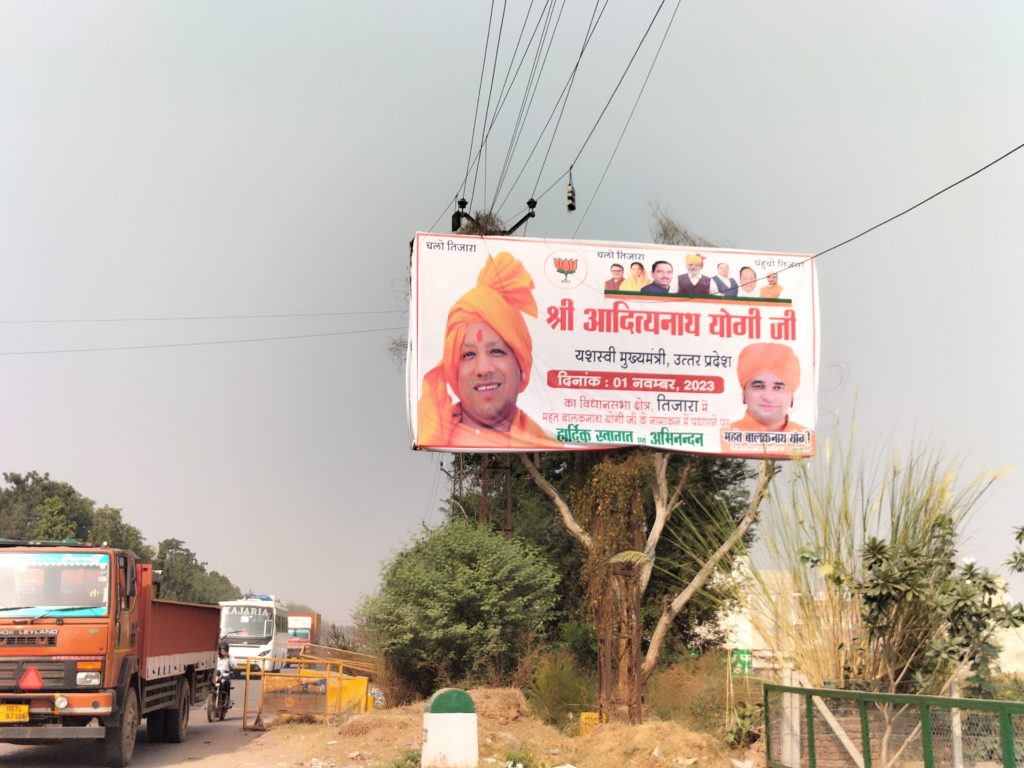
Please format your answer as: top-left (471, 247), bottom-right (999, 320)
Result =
top-left (496, 137), bottom-right (1024, 299)
top-left (490, 0), bottom-right (565, 211)
top-left (0, 309), bottom-right (407, 325)
top-left (470, 0), bottom-right (510, 208)
top-left (0, 326), bottom-right (406, 357)
top-left (462, 0), bottom-right (498, 200)
top-left (529, 0), bottom-right (608, 197)
top-left (13, 143), bottom-right (1019, 355)
top-left (513, 0), bottom-right (670, 218)
top-left (493, 0), bottom-right (607, 215)
top-left (574, 0), bottom-right (683, 236)
top-left (429, 0), bottom-right (608, 231)
top-left (431, 0), bottom-right (563, 232)
top-left (671, 138), bottom-right (1024, 297)
top-left (810, 140), bottom-right (1024, 262)
top-left (567, 0), bottom-right (669, 171)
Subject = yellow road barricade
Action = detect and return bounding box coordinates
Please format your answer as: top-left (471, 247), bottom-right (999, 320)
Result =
top-left (241, 656), bottom-right (372, 729)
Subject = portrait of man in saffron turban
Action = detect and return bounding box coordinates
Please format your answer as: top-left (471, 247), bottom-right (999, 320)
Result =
top-left (416, 251), bottom-right (561, 449)
top-left (730, 342), bottom-right (808, 433)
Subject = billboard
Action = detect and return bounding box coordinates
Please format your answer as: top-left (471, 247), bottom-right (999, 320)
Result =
top-left (407, 232), bottom-right (818, 458)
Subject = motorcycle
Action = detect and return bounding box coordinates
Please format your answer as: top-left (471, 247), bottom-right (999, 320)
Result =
top-left (207, 672), bottom-right (231, 721)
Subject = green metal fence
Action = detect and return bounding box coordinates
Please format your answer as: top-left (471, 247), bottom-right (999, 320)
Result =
top-left (764, 683), bottom-right (1024, 768)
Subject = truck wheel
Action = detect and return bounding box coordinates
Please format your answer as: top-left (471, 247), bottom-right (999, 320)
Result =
top-left (103, 688), bottom-right (140, 767)
top-left (146, 709), bottom-right (167, 742)
top-left (163, 678), bottom-right (190, 743)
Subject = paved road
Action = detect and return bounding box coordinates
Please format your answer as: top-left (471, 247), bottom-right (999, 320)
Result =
top-left (0, 679), bottom-right (268, 767)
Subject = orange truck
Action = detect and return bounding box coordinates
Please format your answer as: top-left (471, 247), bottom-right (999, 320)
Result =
top-left (0, 541), bottom-right (221, 766)
top-left (286, 612), bottom-right (321, 658)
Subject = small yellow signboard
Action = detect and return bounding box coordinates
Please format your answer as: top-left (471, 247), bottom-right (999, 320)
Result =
top-left (579, 711), bottom-right (607, 737)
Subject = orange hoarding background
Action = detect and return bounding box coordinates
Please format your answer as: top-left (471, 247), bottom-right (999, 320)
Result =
top-left (407, 232), bottom-right (818, 458)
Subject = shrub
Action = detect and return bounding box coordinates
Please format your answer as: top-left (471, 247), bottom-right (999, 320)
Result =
top-left (724, 700), bottom-right (763, 747)
top-left (644, 650), bottom-right (762, 735)
top-left (384, 748), bottom-right (420, 768)
top-left (560, 621), bottom-right (597, 670)
top-left (356, 520), bottom-right (560, 697)
top-left (503, 749), bottom-right (537, 768)
top-left (992, 673), bottom-right (1024, 701)
top-left (526, 649), bottom-right (596, 725)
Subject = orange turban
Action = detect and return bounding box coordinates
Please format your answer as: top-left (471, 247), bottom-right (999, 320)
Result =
top-left (737, 343), bottom-right (800, 391)
top-left (418, 252), bottom-right (538, 446)
top-left (685, 253), bottom-right (703, 265)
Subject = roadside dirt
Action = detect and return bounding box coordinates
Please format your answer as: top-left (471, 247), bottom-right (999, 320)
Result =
top-left (193, 688), bottom-right (763, 768)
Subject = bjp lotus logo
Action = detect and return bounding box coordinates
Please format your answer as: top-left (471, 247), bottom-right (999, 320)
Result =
top-left (544, 250), bottom-right (587, 289)
top-left (553, 257), bottom-right (578, 282)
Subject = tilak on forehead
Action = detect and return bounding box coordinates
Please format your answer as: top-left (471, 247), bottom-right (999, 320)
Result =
top-left (417, 252), bottom-right (540, 445)
top-left (419, 252), bottom-right (540, 428)
top-left (417, 250), bottom-right (563, 449)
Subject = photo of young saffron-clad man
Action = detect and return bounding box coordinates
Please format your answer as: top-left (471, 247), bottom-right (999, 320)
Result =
top-left (417, 252), bottom-right (562, 449)
top-left (759, 272), bottom-right (784, 299)
top-left (729, 342), bottom-right (809, 433)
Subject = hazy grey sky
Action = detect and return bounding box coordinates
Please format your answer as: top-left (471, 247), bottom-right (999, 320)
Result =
top-left (2, 1), bottom-right (1022, 622)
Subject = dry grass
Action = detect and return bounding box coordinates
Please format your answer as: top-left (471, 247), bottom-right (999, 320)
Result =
top-left (645, 651), bottom-right (762, 737)
top-left (744, 426), bottom-right (1003, 688)
top-left (236, 686), bottom-right (759, 768)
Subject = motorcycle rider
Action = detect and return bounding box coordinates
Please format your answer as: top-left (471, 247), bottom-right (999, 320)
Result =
top-left (215, 639), bottom-right (232, 707)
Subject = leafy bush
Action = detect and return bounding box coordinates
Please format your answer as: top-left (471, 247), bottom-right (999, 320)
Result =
top-left (724, 700), bottom-right (763, 747)
top-left (559, 621), bottom-right (597, 670)
top-left (991, 673), bottom-right (1024, 702)
top-left (526, 649), bottom-right (596, 725)
top-left (356, 520), bottom-right (560, 698)
top-left (384, 748), bottom-right (420, 767)
top-left (644, 650), bottom-right (762, 735)
top-left (747, 432), bottom-right (1023, 695)
top-left (503, 749), bottom-right (537, 768)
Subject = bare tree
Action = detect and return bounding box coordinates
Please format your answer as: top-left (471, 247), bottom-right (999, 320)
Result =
top-left (516, 210), bottom-right (777, 721)
top-left (523, 454), bottom-right (775, 701)
top-left (650, 204), bottom-right (717, 248)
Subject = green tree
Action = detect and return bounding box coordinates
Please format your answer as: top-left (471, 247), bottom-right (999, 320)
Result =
top-left (153, 539), bottom-right (241, 604)
top-left (441, 452), bottom-right (748, 666)
top-left (0, 473), bottom-right (242, 609)
top-left (442, 453), bottom-right (588, 634)
top-left (751, 433), bottom-right (1023, 692)
top-left (88, 506), bottom-right (154, 561)
top-left (521, 450), bottom-right (773, 721)
top-left (356, 519), bottom-right (560, 697)
top-left (0, 471), bottom-right (95, 540)
top-left (747, 429), bottom-right (1024, 766)
top-left (33, 497), bottom-right (78, 540)
top-left (431, 211), bottom-right (777, 722)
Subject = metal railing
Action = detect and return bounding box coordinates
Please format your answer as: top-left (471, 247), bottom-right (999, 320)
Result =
top-left (764, 683), bottom-right (1024, 768)
top-left (299, 644), bottom-right (379, 678)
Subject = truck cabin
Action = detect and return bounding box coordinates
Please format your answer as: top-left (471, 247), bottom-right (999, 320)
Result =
top-left (0, 541), bottom-right (136, 621)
